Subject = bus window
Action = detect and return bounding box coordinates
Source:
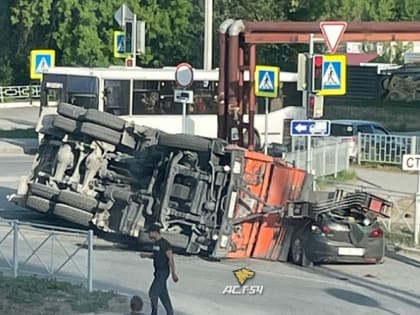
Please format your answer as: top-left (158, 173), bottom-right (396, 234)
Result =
top-left (104, 80), bottom-right (130, 115)
top-left (132, 80), bottom-right (163, 114)
top-left (189, 81), bottom-right (217, 115)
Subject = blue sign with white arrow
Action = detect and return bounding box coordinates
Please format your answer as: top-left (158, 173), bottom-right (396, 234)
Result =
top-left (290, 120), bottom-right (331, 136)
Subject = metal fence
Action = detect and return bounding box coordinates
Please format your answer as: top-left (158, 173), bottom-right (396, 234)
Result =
top-left (315, 180), bottom-right (416, 243)
top-left (0, 85), bottom-right (41, 102)
top-left (358, 133), bottom-right (418, 165)
top-left (0, 219), bottom-right (94, 291)
top-left (284, 139), bottom-right (350, 178)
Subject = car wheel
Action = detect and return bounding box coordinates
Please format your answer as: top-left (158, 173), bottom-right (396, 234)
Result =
top-left (291, 237), bottom-right (312, 267)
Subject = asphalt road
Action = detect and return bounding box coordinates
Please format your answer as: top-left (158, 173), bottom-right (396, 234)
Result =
top-left (0, 106), bottom-right (39, 130)
top-left (1, 156), bottom-right (420, 315)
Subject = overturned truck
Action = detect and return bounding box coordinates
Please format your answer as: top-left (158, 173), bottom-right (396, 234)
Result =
top-left (10, 103), bottom-right (392, 263)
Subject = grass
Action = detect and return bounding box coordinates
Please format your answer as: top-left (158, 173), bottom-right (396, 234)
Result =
top-left (385, 231), bottom-right (414, 247)
top-left (0, 128), bottom-right (37, 138)
top-left (0, 274), bottom-right (128, 315)
top-left (355, 162), bottom-right (404, 173)
top-left (315, 169), bottom-right (358, 188)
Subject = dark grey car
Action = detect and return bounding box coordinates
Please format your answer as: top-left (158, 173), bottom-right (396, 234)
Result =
top-left (287, 191), bottom-right (390, 266)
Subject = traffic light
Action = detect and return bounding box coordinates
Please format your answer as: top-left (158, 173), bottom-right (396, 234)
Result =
top-left (124, 21), bottom-right (133, 54)
top-left (125, 57), bottom-right (133, 67)
top-left (307, 93), bottom-right (324, 118)
top-left (312, 54), bottom-right (323, 92)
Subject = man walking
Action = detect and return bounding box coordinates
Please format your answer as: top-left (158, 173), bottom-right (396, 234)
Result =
top-left (141, 223), bottom-right (178, 315)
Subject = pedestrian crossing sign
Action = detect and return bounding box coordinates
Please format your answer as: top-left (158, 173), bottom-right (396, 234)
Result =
top-left (30, 49), bottom-right (56, 80)
top-left (255, 65), bottom-right (280, 98)
top-left (318, 54), bottom-right (346, 96)
top-left (113, 31), bottom-right (128, 58)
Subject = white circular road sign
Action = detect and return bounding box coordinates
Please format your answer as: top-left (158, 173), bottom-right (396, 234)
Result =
top-left (175, 63), bottom-right (194, 88)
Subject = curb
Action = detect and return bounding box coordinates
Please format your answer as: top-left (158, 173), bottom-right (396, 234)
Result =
top-left (0, 139), bottom-right (38, 155)
top-left (387, 244), bottom-right (420, 261)
top-left (0, 102), bottom-right (40, 109)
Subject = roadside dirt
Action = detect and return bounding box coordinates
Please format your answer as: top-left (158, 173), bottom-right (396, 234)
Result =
top-left (0, 274), bottom-right (129, 315)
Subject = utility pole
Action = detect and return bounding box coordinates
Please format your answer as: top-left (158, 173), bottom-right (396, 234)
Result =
top-left (203, 0), bottom-right (213, 70)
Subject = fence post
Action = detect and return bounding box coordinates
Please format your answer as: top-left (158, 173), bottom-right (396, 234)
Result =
top-left (0, 87), bottom-right (3, 103)
top-left (87, 229), bottom-right (94, 292)
top-left (334, 142), bottom-right (339, 178)
top-left (12, 221), bottom-right (19, 278)
top-left (357, 133), bottom-right (362, 165)
top-left (411, 136), bottom-right (417, 155)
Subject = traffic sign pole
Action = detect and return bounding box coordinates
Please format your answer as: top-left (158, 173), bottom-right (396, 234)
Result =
top-left (182, 101), bottom-right (187, 133)
top-left (264, 97), bottom-right (269, 154)
top-left (416, 172), bottom-right (420, 246)
top-left (307, 34), bottom-right (315, 178)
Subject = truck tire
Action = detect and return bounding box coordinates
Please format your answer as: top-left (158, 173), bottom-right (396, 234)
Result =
top-left (84, 109), bottom-right (126, 131)
top-left (53, 203), bottom-right (93, 227)
top-left (158, 133), bottom-right (210, 152)
top-left (57, 103), bottom-right (87, 120)
top-left (53, 115), bottom-right (78, 134)
top-left (80, 122), bottom-right (121, 145)
top-left (29, 183), bottom-right (60, 200)
top-left (26, 195), bottom-right (54, 214)
top-left (57, 190), bottom-right (98, 212)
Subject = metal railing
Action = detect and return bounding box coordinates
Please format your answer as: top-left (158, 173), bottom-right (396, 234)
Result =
top-left (0, 85), bottom-right (41, 102)
top-left (284, 140), bottom-right (350, 178)
top-left (0, 219), bottom-right (94, 291)
top-left (358, 133), bottom-right (418, 165)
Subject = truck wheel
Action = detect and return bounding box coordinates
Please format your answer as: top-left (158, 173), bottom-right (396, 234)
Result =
top-left (25, 195), bottom-right (54, 214)
top-left (80, 122), bottom-right (121, 145)
top-left (83, 109), bottom-right (126, 131)
top-left (53, 115), bottom-right (78, 134)
top-left (158, 133), bottom-right (210, 152)
top-left (57, 190), bottom-right (98, 212)
top-left (57, 103), bottom-right (87, 120)
top-left (291, 237), bottom-right (312, 267)
top-left (53, 203), bottom-right (93, 227)
top-left (29, 183), bottom-right (60, 200)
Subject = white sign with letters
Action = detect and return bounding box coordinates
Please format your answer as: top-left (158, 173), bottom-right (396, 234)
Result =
top-left (402, 154), bottom-right (420, 171)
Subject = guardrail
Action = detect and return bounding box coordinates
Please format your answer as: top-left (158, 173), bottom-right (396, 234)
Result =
top-left (284, 140), bottom-right (350, 178)
top-left (358, 133), bottom-right (418, 165)
top-left (0, 85), bottom-right (41, 102)
top-left (0, 219), bottom-right (94, 291)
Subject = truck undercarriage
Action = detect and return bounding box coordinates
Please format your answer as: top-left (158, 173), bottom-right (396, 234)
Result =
top-left (9, 103), bottom-right (392, 261)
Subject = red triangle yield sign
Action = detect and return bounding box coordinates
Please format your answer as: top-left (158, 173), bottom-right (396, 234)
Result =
top-left (320, 21), bottom-right (348, 54)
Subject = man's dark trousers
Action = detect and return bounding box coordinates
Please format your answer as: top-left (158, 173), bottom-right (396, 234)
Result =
top-left (149, 271), bottom-right (174, 315)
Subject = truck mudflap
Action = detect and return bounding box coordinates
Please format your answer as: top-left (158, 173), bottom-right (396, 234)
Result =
top-left (211, 153), bottom-right (308, 260)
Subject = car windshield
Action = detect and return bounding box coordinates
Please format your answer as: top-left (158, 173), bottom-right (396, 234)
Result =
top-left (330, 124), bottom-right (354, 137)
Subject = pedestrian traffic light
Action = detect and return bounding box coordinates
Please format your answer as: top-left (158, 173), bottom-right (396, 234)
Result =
top-left (307, 93), bottom-right (324, 118)
top-left (312, 54), bottom-right (324, 92)
top-left (124, 21), bottom-right (133, 54)
top-left (125, 57), bottom-right (133, 67)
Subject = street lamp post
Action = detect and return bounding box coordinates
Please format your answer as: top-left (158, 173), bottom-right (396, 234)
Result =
top-left (203, 0), bottom-right (213, 70)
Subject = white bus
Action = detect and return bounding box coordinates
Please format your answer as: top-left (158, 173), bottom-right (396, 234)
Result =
top-left (39, 66), bottom-right (305, 144)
